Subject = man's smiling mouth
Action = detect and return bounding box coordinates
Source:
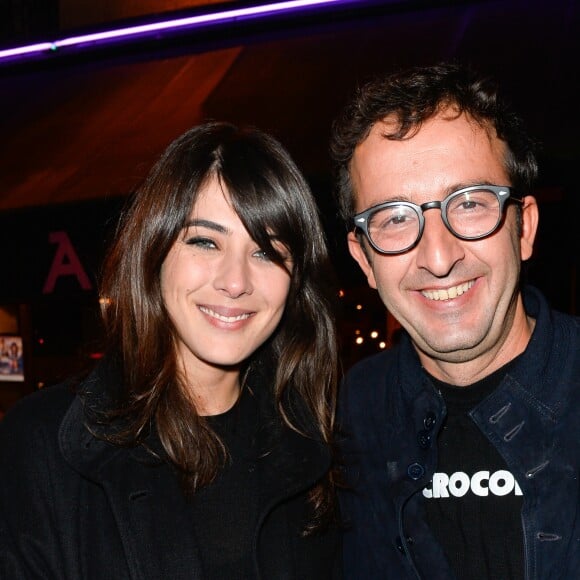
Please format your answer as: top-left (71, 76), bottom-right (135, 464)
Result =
top-left (421, 280), bottom-right (475, 301)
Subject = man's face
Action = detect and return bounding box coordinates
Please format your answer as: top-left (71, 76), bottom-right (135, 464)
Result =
top-left (347, 111), bottom-right (538, 381)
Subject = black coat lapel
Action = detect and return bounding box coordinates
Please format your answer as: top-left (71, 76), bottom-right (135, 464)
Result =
top-left (98, 450), bottom-right (204, 580)
top-left (60, 395), bottom-right (204, 580)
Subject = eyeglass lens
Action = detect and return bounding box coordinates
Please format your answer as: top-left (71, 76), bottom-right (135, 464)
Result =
top-left (366, 188), bottom-right (502, 252)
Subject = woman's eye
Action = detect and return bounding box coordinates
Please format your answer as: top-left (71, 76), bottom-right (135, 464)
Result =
top-left (253, 248), bottom-right (272, 261)
top-left (255, 240), bottom-right (292, 264)
top-left (185, 237), bottom-right (217, 250)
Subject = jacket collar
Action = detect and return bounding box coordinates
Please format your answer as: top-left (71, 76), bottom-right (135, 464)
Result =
top-left (506, 285), bottom-right (567, 409)
top-left (467, 287), bottom-right (572, 488)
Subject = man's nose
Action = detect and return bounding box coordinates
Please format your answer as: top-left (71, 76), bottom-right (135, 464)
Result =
top-left (414, 209), bottom-right (465, 277)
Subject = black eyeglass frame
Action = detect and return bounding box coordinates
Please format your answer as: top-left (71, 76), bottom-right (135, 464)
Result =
top-left (352, 185), bottom-right (524, 255)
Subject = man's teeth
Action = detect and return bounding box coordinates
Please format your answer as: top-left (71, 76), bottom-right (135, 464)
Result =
top-left (422, 281), bottom-right (474, 301)
top-left (199, 306), bottom-right (251, 322)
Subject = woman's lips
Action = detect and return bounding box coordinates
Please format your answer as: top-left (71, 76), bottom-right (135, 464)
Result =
top-left (198, 305), bottom-right (255, 323)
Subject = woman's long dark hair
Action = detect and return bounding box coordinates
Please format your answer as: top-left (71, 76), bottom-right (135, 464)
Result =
top-left (98, 122), bottom-right (338, 528)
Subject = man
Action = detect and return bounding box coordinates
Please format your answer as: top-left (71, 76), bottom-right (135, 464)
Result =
top-left (331, 63), bottom-right (579, 579)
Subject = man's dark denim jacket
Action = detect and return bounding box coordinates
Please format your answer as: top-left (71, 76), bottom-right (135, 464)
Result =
top-left (338, 286), bottom-right (580, 579)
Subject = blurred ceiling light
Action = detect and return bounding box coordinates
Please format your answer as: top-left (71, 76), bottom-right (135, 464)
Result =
top-left (0, 0), bottom-right (364, 63)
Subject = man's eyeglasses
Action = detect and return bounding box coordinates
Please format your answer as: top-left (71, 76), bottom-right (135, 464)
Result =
top-left (352, 185), bottom-right (524, 255)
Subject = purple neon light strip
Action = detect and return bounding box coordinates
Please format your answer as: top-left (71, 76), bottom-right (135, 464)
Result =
top-left (0, 42), bottom-right (56, 58)
top-left (0, 0), bottom-right (351, 61)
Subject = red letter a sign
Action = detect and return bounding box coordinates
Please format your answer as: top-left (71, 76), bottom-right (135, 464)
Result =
top-left (43, 231), bottom-right (92, 294)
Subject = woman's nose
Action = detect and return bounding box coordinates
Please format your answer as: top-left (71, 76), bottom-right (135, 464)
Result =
top-left (213, 253), bottom-right (254, 298)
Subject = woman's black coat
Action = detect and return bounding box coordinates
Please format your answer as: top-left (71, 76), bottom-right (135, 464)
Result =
top-left (0, 364), bottom-right (340, 579)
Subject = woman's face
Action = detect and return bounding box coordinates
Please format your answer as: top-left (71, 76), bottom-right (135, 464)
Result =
top-left (160, 177), bottom-right (292, 379)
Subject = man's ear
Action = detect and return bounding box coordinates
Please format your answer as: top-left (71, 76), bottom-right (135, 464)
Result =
top-left (520, 196), bottom-right (539, 261)
top-left (347, 231), bottom-right (377, 289)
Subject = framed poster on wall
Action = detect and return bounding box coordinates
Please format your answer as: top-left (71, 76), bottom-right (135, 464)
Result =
top-left (0, 335), bottom-right (24, 382)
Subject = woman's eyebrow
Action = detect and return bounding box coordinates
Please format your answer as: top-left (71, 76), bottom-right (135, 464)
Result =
top-left (184, 219), bottom-right (228, 234)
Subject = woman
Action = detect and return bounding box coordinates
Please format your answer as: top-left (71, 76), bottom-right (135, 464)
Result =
top-left (0, 122), bottom-right (340, 579)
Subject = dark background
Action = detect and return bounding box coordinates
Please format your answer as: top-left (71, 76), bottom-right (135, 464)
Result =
top-left (0, 0), bottom-right (578, 408)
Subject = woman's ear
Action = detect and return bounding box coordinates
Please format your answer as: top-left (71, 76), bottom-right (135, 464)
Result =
top-left (347, 231), bottom-right (377, 289)
top-left (520, 195), bottom-right (539, 261)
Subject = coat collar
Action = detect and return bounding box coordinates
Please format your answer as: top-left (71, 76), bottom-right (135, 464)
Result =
top-left (59, 381), bottom-right (204, 579)
top-left (59, 362), bottom-right (330, 580)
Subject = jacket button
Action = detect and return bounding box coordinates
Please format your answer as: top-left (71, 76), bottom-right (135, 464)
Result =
top-left (407, 462), bottom-right (425, 480)
top-left (395, 536), bottom-right (405, 554)
top-left (417, 430), bottom-right (432, 449)
top-left (424, 412), bottom-right (437, 430)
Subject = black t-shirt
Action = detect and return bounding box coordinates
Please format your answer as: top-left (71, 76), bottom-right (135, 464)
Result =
top-left (188, 387), bottom-right (260, 580)
top-left (423, 362), bottom-right (525, 580)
